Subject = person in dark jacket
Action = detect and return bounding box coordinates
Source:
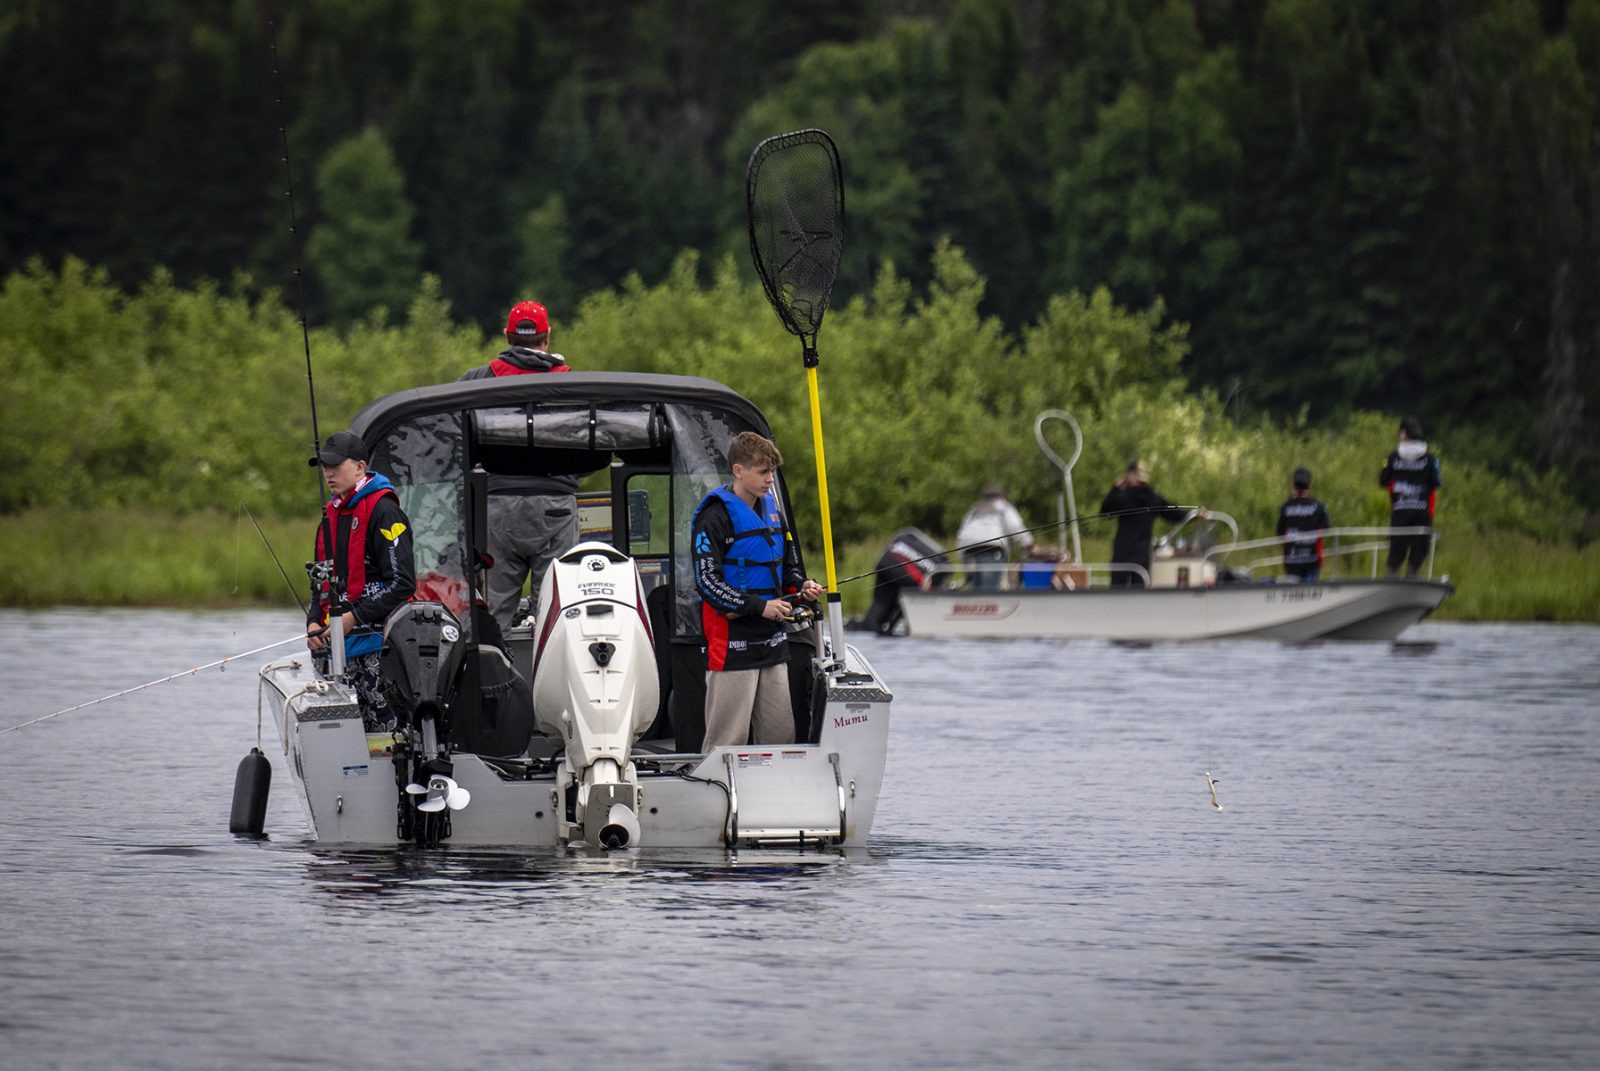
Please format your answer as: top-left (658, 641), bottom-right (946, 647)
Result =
top-left (305, 431), bottom-right (416, 731)
top-left (692, 431), bottom-right (822, 748)
top-left (459, 300), bottom-right (579, 631)
top-left (1098, 460), bottom-right (1193, 588)
top-left (1277, 466), bottom-right (1332, 582)
top-left (1379, 415), bottom-right (1441, 577)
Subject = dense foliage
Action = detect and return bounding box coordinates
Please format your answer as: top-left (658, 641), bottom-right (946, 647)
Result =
top-left (1, 252), bottom-right (1586, 554)
top-left (2, 0), bottom-right (1598, 491)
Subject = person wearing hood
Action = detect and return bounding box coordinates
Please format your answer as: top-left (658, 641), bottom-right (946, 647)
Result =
top-left (306, 431), bottom-right (417, 731)
top-left (1379, 415), bottom-right (1442, 577)
top-left (460, 300), bottom-right (582, 631)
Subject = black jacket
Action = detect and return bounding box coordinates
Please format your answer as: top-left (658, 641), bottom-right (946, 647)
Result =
top-left (1099, 483), bottom-right (1190, 566)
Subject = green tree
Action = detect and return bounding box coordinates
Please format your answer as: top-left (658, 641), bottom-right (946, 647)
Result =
top-left (512, 193), bottom-right (575, 320)
top-left (726, 22), bottom-right (946, 301)
top-left (305, 128), bottom-right (423, 324)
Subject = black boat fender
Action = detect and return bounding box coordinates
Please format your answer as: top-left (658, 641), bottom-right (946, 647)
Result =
top-left (229, 747), bottom-right (272, 836)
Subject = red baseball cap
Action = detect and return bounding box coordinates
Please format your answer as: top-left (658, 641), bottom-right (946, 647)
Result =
top-left (505, 300), bottom-right (549, 340)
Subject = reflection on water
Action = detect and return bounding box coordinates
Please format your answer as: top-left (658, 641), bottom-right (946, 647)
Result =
top-left (2, 610), bottom-right (1598, 1070)
top-left (299, 845), bottom-right (850, 903)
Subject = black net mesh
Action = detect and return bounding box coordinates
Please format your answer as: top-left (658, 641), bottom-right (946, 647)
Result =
top-left (746, 129), bottom-right (844, 346)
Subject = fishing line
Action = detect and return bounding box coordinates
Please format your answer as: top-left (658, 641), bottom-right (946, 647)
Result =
top-left (834, 505), bottom-right (1208, 586)
top-left (0, 635), bottom-right (308, 736)
top-left (242, 499), bottom-right (307, 608)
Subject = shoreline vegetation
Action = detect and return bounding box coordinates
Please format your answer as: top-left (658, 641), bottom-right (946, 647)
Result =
top-left (1, 509), bottom-right (1595, 624)
top-left (3, 256), bottom-right (1596, 625)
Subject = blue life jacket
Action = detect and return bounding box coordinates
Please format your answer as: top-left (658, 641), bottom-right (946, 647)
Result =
top-left (695, 485), bottom-right (785, 596)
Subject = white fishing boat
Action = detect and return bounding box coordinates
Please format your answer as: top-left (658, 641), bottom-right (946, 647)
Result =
top-left (894, 409), bottom-right (1452, 642)
top-left (899, 540), bottom-right (1454, 642)
top-left (254, 372), bottom-right (892, 848)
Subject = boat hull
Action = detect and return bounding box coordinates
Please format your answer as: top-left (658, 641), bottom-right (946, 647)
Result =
top-left (258, 645), bottom-right (891, 848)
top-left (900, 579), bottom-right (1452, 642)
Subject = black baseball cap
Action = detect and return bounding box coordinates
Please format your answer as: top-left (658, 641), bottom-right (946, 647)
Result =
top-left (310, 430), bottom-right (368, 467)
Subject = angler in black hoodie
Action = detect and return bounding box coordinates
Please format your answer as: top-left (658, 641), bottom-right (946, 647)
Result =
top-left (1378, 415), bottom-right (1442, 577)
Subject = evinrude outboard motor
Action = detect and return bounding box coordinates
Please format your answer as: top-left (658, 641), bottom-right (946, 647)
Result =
top-left (532, 542), bottom-right (659, 849)
top-left (381, 601), bottom-right (471, 843)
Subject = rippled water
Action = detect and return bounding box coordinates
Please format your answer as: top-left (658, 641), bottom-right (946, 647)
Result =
top-left (1, 608), bottom-right (1597, 1069)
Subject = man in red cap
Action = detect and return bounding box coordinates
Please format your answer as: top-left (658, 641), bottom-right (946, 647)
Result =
top-left (464, 301), bottom-right (572, 379)
top-left (460, 300), bottom-right (579, 631)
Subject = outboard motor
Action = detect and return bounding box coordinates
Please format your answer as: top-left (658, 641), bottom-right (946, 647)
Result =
top-left (381, 602), bottom-right (471, 843)
top-left (532, 542), bottom-right (659, 849)
top-left (382, 601), bottom-right (468, 731)
top-left (851, 527), bottom-right (950, 635)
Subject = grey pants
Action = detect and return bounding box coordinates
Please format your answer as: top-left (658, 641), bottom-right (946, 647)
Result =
top-left (703, 662), bottom-right (794, 748)
top-left (486, 493), bottom-right (579, 632)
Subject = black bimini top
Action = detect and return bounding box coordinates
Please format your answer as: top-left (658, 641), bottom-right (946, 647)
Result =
top-left (346, 371), bottom-right (772, 447)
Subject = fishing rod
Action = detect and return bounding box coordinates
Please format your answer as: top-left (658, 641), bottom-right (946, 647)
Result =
top-left (0, 635), bottom-right (309, 737)
top-left (266, 10), bottom-right (324, 502)
top-left (834, 505), bottom-right (1211, 587)
top-left (268, 11), bottom-right (346, 668)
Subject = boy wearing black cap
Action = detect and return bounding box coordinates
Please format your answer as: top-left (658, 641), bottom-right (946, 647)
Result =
top-left (306, 430), bottom-right (417, 731)
top-left (1276, 467), bottom-right (1331, 582)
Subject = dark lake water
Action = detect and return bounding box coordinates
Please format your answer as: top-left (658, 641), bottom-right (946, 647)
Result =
top-left (2, 608), bottom-right (1597, 1070)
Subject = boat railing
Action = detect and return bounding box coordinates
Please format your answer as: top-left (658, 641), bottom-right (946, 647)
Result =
top-left (921, 558), bottom-right (1149, 591)
top-left (1156, 509), bottom-right (1240, 557)
top-left (1202, 525), bottom-right (1438, 580)
top-left (919, 525), bottom-right (1437, 590)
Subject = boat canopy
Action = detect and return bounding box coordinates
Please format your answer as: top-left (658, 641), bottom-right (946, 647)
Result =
top-left (345, 372), bottom-right (794, 643)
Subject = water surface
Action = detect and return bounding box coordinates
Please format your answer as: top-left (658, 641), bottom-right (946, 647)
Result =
top-left (1, 609), bottom-right (1596, 1069)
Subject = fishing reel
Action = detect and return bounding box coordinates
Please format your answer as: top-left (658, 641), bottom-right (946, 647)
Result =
top-left (303, 558), bottom-right (347, 675)
top-left (782, 599), bottom-right (821, 635)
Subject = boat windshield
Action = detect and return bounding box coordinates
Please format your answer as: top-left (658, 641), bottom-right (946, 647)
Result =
top-left (366, 397), bottom-right (790, 643)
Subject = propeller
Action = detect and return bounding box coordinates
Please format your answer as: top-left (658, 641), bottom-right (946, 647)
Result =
top-left (405, 774), bottom-right (471, 812)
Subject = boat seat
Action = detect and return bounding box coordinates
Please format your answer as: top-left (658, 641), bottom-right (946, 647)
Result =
top-left (447, 644), bottom-right (536, 759)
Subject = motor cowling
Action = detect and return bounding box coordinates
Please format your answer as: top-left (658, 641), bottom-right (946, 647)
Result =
top-left (531, 542), bottom-right (659, 848)
top-left (532, 542), bottom-right (659, 763)
top-left (380, 601), bottom-right (467, 731)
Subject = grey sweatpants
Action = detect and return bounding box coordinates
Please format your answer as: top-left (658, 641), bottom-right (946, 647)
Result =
top-left (703, 662), bottom-right (794, 748)
top-left (486, 493), bottom-right (579, 632)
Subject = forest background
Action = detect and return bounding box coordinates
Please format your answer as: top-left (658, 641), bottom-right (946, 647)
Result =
top-left (1, 0), bottom-right (1596, 621)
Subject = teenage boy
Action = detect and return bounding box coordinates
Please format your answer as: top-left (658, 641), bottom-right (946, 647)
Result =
top-left (306, 431), bottom-right (416, 731)
top-left (691, 431), bottom-right (822, 748)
